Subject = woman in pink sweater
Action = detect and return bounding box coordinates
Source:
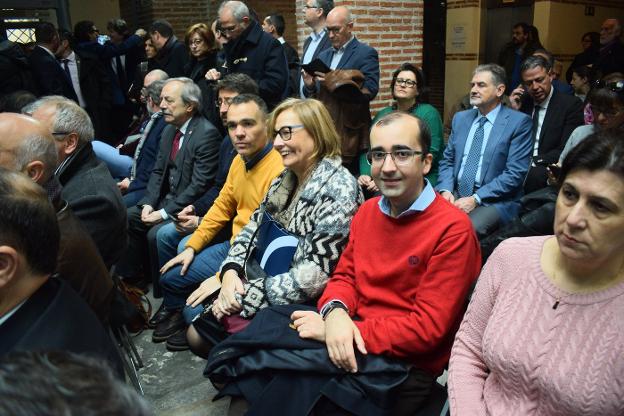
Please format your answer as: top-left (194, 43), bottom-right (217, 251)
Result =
top-left (448, 128), bottom-right (624, 416)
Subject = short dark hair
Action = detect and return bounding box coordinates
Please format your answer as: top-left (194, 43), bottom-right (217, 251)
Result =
top-left (390, 63), bottom-right (429, 103)
top-left (35, 22), bottom-right (57, 44)
top-left (373, 111), bottom-right (431, 155)
top-left (107, 18), bottom-right (129, 35)
top-left (520, 55), bottom-right (552, 74)
top-left (0, 169), bottom-right (59, 275)
top-left (560, 129), bottom-right (624, 185)
top-left (73, 20), bottom-right (96, 43)
top-left (316, 0), bottom-right (334, 18)
top-left (0, 351), bottom-right (151, 416)
top-left (266, 14), bottom-right (286, 36)
top-left (513, 22), bottom-right (531, 35)
top-left (571, 65), bottom-right (595, 83)
top-left (149, 20), bottom-right (174, 38)
top-left (217, 73), bottom-right (259, 95)
top-left (229, 93), bottom-right (268, 117)
top-left (0, 90), bottom-right (37, 113)
top-left (58, 29), bottom-right (76, 49)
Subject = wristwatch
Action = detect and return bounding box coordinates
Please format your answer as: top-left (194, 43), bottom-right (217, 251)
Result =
top-left (321, 300), bottom-right (349, 320)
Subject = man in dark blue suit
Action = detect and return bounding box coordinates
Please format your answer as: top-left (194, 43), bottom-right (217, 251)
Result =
top-left (205, 1), bottom-right (288, 110)
top-left (298, 0), bottom-right (334, 97)
top-left (302, 6), bottom-right (380, 100)
top-left (28, 22), bottom-right (77, 101)
top-left (302, 6), bottom-right (379, 173)
top-left (437, 64), bottom-right (533, 238)
top-left (510, 56), bottom-right (583, 193)
top-left (118, 73), bottom-right (169, 207)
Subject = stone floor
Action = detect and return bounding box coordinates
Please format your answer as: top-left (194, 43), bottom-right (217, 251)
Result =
top-left (130, 294), bottom-right (229, 416)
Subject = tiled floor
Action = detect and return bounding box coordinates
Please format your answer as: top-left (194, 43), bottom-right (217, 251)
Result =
top-left (131, 295), bottom-right (229, 416)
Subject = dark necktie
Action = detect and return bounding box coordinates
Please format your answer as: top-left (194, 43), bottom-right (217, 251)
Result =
top-left (116, 55), bottom-right (127, 90)
top-left (458, 117), bottom-right (488, 198)
top-left (169, 129), bottom-right (182, 161)
top-left (61, 58), bottom-right (71, 81)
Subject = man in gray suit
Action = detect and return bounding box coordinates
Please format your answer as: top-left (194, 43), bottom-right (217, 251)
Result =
top-left (116, 77), bottom-right (221, 287)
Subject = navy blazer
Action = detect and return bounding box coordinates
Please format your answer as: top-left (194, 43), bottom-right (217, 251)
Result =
top-left (127, 115), bottom-right (167, 194)
top-left (28, 45), bottom-right (77, 101)
top-left (315, 37), bottom-right (380, 99)
top-left (297, 31), bottom-right (332, 95)
top-left (436, 105), bottom-right (533, 222)
top-left (222, 21), bottom-right (288, 109)
top-left (520, 89), bottom-right (583, 193)
top-left (140, 114), bottom-right (221, 214)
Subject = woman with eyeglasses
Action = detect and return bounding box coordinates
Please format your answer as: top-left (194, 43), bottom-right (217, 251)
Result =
top-left (358, 63), bottom-right (444, 194)
top-left (183, 23), bottom-right (222, 133)
top-left (186, 98), bottom-right (363, 357)
top-left (449, 129), bottom-right (624, 415)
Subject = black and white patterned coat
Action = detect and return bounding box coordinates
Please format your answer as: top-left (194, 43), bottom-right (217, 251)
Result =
top-left (220, 156), bottom-right (363, 318)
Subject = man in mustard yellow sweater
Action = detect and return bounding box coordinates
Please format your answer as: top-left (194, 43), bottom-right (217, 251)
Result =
top-left (153, 94), bottom-right (284, 348)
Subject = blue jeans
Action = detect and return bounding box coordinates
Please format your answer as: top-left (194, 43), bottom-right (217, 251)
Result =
top-left (156, 222), bottom-right (192, 267)
top-left (159, 240), bottom-right (230, 320)
top-left (92, 140), bottom-right (132, 180)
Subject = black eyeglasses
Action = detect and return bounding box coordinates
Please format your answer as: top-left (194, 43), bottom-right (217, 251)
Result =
top-left (366, 149), bottom-right (423, 166)
top-left (216, 97), bottom-right (234, 108)
top-left (275, 125), bottom-right (304, 141)
top-left (395, 78), bottom-right (417, 88)
top-left (303, 5), bottom-right (320, 10)
top-left (220, 25), bottom-right (238, 34)
top-left (51, 131), bottom-right (71, 137)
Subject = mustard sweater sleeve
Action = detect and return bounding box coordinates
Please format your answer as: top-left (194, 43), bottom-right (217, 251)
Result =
top-left (185, 157), bottom-right (241, 252)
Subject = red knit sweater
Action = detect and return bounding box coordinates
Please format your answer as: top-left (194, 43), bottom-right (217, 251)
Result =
top-left (318, 195), bottom-right (482, 375)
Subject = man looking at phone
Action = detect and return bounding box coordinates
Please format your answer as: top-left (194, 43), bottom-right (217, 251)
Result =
top-left (115, 77), bottom-right (221, 289)
top-left (509, 55), bottom-right (583, 194)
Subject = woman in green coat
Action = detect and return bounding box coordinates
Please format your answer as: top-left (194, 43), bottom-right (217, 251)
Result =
top-left (359, 63), bottom-right (444, 193)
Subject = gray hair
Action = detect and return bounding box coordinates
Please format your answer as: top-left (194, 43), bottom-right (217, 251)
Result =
top-left (218, 1), bottom-right (250, 22)
top-left (474, 64), bottom-right (507, 88)
top-left (165, 77), bottom-right (202, 113)
top-left (22, 96), bottom-right (94, 146)
top-left (520, 55), bottom-right (552, 74)
top-left (146, 80), bottom-right (167, 103)
top-left (146, 69), bottom-right (168, 82)
top-left (13, 133), bottom-right (58, 180)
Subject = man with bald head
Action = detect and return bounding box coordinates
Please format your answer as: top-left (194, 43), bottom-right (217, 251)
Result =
top-left (302, 5), bottom-right (380, 173)
top-left (594, 18), bottom-right (624, 77)
top-left (23, 97), bottom-right (127, 269)
top-left (0, 113), bottom-right (113, 322)
top-left (204, 0), bottom-right (288, 109)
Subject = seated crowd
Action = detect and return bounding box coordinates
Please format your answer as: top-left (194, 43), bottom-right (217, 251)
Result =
top-left (1, 1), bottom-right (623, 414)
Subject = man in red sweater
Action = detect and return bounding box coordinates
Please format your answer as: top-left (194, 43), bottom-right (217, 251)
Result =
top-left (292, 111), bottom-right (482, 412)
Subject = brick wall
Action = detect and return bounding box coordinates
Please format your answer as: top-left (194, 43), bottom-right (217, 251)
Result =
top-left (295, 0), bottom-right (424, 114)
top-left (119, 0), bottom-right (425, 114)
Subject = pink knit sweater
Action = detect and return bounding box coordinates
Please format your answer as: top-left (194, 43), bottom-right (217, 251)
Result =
top-left (448, 236), bottom-right (624, 416)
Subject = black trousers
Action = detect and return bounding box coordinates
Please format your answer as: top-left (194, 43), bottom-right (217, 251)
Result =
top-left (312, 367), bottom-right (435, 416)
top-left (116, 206), bottom-right (168, 289)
